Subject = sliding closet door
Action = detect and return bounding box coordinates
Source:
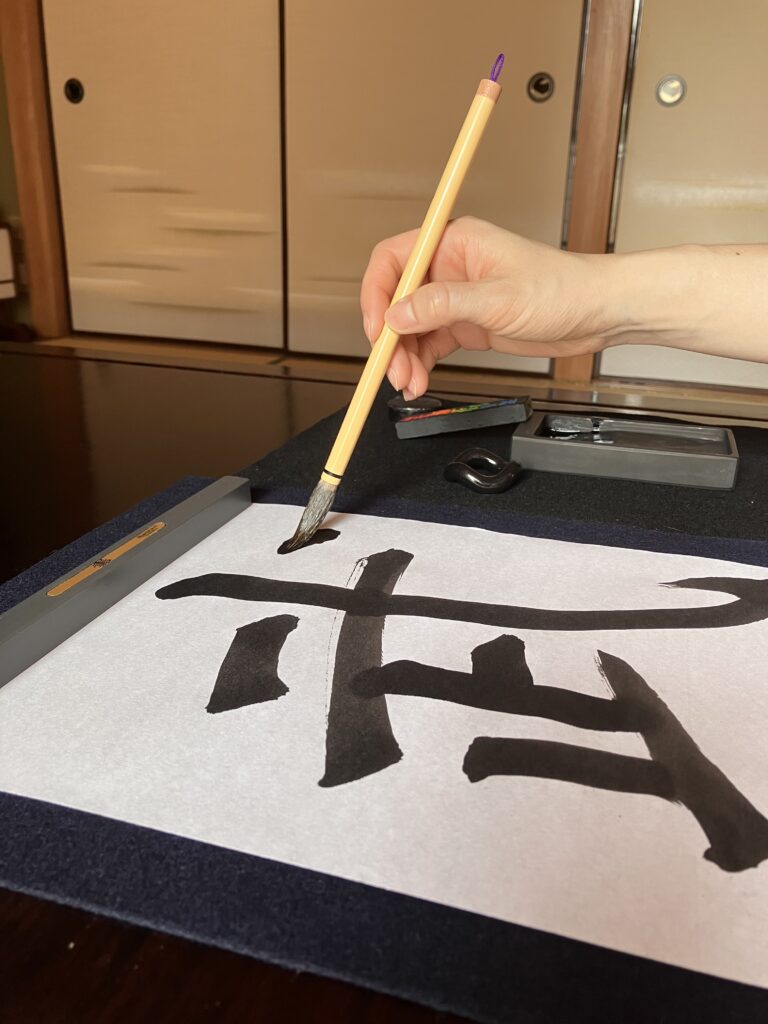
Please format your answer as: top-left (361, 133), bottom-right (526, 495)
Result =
top-left (601, 0), bottom-right (768, 388)
top-left (43, 0), bottom-right (282, 346)
top-left (285, 0), bottom-right (584, 372)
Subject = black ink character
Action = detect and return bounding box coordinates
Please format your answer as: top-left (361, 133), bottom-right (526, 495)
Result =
top-left (319, 551), bottom-right (411, 787)
top-left (157, 548), bottom-right (768, 872)
top-left (157, 563), bottom-right (768, 631)
top-left (353, 639), bottom-right (768, 873)
top-left (206, 615), bottom-right (297, 713)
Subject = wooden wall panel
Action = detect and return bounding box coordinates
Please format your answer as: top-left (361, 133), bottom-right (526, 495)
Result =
top-left (555, 0), bottom-right (635, 383)
top-left (1, 0), bottom-right (69, 338)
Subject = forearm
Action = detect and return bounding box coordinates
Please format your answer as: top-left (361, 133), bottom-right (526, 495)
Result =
top-left (594, 244), bottom-right (768, 362)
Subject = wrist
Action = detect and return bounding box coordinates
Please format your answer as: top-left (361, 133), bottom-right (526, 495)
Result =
top-left (593, 245), bottom-right (715, 350)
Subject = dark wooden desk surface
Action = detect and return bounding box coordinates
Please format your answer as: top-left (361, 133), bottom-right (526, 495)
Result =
top-left (0, 349), bottom-right (467, 1024)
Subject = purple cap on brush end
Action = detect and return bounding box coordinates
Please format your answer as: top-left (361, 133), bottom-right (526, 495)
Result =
top-left (490, 53), bottom-right (505, 82)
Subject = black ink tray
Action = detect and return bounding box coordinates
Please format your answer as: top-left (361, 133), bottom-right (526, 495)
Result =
top-left (510, 412), bottom-right (738, 489)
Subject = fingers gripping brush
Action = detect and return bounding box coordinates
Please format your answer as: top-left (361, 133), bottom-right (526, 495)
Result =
top-left (281, 54), bottom-right (505, 554)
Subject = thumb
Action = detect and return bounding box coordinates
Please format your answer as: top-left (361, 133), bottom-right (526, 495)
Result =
top-left (384, 280), bottom-right (495, 335)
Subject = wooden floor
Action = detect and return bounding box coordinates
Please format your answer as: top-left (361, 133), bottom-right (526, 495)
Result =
top-left (0, 345), bottom-right (467, 1024)
top-left (0, 889), bottom-right (464, 1024)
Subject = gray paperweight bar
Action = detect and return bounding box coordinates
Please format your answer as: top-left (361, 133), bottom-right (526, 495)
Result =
top-left (0, 476), bottom-right (252, 690)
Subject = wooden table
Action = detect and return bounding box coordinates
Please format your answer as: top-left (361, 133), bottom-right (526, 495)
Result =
top-left (0, 347), bottom-right (467, 1024)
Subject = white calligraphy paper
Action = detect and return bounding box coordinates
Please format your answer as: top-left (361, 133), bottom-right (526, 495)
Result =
top-left (1, 504), bottom-right (767, 987)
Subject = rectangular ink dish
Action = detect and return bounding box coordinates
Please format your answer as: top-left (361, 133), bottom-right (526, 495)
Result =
top-left (510, 412), bottom-right (739, 489)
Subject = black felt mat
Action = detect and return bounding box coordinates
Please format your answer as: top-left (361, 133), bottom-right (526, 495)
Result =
top-left (2, 392), bottom-right (768, 1023)
top-left (244, 387), bottom-right (768, 541)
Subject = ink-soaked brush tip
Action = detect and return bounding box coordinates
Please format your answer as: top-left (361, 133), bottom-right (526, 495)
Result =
top-left (278, 478), bottom-right (338, 554)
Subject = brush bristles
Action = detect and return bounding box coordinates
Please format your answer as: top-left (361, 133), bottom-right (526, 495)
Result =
top-left (280, 479), bottom-right (338, 553)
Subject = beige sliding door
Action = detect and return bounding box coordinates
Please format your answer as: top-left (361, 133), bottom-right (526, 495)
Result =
top-left (285, 0), bottom-right (584, 372)
top-left (43, 0), bottom-right (283, 346)
top-left (602, 0), bottom-right (768, 388)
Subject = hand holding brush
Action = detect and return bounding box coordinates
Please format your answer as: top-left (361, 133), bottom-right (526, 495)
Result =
top-left (281, 54), bottom-right (505, 553)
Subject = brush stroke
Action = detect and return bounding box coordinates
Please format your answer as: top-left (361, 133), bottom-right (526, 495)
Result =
top-left (465, 739), bottom-right (672, 796)
top-left (598, 651), bottom-right (768, 872)
top-left (156, 562), bottom-right (768, 631)
top-left (352, 635), bottom-right (649, 732)
top-left (460, 650), bottom-right (768, 873)
top-left (206, 615), bottom-right (297, 713)
top-left (277, 528), bottom-right (339, 555)
top-left (319, 550), bottom-right (411, 787)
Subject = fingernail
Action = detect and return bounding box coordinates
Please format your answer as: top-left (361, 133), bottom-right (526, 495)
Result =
top-left (402, 379), bottom-right (417, 401)
top-left (386, 298), bottom-right (417, 330)
top-left (363, 315), bottom-right (371, 341)
top-left (387, 368), bottom-right (399, 390)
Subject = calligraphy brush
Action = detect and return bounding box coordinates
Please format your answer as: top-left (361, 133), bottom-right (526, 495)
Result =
top-left (281, 53), bottom-right (505, 553)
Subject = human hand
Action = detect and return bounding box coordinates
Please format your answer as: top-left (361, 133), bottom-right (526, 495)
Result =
top-left (360, 217), bottom-right (612, 398)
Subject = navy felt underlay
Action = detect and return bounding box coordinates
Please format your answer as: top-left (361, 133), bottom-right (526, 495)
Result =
top-left (246, 388), bottom-right (768, 544)
top-left (0, 475), bottom-right (214, 616)
top-left (2, 387), bottom-right (768, 1024)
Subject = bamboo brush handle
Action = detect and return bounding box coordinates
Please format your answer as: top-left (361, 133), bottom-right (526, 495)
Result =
top-left (321, 78), bottom-right (502, 485)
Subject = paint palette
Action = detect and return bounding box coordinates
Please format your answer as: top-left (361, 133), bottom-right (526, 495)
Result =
top-left (390, 395), bottom-right (531, 439)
